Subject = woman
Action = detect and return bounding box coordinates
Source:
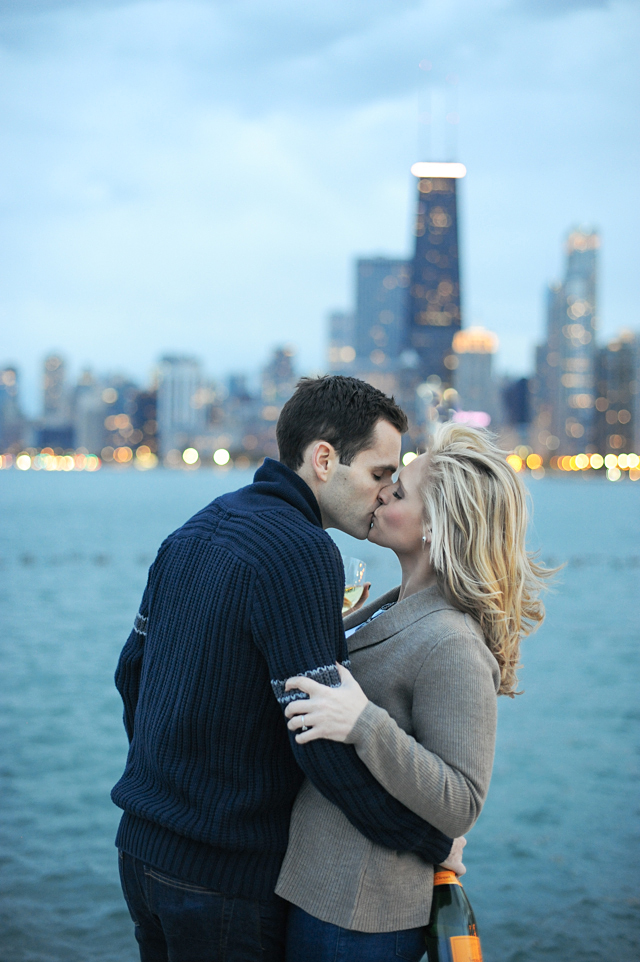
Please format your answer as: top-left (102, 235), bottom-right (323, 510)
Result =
top-left (277, 423), bottom-right (552, 962)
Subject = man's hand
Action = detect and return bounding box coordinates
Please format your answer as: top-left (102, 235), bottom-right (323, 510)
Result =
top-left (439, 836), bottom-right (467, 876)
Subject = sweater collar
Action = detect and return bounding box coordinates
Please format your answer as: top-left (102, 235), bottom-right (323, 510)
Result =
top-left (252, 458), bottom-right (323, 528)
top-left (344, 582), bottom-right (454, 653)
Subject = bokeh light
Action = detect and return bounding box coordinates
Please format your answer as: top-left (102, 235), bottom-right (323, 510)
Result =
top-left (213, 448), bottom-right (231, 466)
top-left (182, 448), bottom-right (199, 465)
top-left (402, 452), bottom-right (418, 466)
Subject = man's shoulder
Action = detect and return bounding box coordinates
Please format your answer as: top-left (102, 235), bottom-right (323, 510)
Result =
top-left (232, 504), bottom-right (340, 567)
top-left (164, 486), bottom-right (338, 568)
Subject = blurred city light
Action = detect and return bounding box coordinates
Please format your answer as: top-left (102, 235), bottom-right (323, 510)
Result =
top-left (182, 447), bottom-right (199, 465)
top-left (410, 162), bottom-right (467, 178)
top-left (213, 448), bottom-right (230, 466)
top-left (506, 454), bottom-right (523, 472)
top-left (402, 452), bottom-right (418, 465)
top-left (452, 411), bottom-right (492, 428)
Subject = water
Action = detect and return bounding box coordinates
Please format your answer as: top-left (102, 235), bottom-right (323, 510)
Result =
top-left (0, 469), bottom-right (638, 961)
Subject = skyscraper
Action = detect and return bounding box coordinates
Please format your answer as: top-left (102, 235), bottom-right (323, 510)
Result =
top-left (43, 354), bottom-right (68, 419)
top-left (532, 230), bottom-right (599, 455)
top-left (157, 356), bottom-right (205, 457)
top-left (353, 257), bottom-right (410, 371)
top-left (406, 163), bottom-right (466, 383)
top-left (451, 327), bottom-right (501, 427)
top-left (261, 346), bottom-right (296, 405)
top-left (594, 330), bottom-right (637, 456)
top-left (327, 311), bottom-right (356, 374)
top-left (0, 366), bottom-right (25, 451)
top-left (39, 354), bottom-right (74, 449)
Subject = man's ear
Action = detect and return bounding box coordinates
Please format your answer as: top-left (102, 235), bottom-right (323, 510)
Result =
top-left (309, 441), bottom-right (336, 483)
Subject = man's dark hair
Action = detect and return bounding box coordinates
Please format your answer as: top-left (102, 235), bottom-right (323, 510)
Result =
top-left (276, 375), bottom-right (408, 471)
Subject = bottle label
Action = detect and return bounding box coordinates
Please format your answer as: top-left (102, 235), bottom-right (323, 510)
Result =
top-left (450, 935), bottom-right (483, 962)
top-left (433, 869), bottom-right (461, 886)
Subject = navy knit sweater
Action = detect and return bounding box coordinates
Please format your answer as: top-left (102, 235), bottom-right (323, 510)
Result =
top-left (112, 458), bottom-right (452, 900)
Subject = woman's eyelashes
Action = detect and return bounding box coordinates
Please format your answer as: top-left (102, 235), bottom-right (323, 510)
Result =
top-left (393, 489), bottom-right (403, 500)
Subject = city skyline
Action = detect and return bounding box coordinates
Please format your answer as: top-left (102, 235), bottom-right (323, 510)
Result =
top-left (1, 1), bottom-right (639, 415)
top-left (2, 223), bottom-right (638, 477)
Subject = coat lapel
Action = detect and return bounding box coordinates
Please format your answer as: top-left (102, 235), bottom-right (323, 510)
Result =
top-left (343, 586), bottom-right (400, 633)
top-left (346, 582), bottom-right (454, 654)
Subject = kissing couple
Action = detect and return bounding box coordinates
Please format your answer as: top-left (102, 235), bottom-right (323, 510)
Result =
top-left (112, 375), bottom-right (549, 961)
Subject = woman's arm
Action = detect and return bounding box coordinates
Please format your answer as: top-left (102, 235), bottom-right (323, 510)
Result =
top-left (285, 629), bottom-right (499, 838)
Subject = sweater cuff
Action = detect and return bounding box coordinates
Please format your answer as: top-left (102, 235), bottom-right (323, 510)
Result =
top-left (345, 700), bottom-right (390, 746)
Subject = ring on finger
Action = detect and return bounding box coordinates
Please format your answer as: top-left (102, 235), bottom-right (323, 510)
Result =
top-left (300, 714), bottom-right (309, 732)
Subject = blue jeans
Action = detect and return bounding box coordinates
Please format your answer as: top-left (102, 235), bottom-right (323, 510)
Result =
top-left (118, 850), bottom-right (287, 962)
top-left (285, 904), bottom-right (426, 962)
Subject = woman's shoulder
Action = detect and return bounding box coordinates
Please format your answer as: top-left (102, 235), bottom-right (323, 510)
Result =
top-left (420, 608), bottom-right (500, 690)
top-left (394, 590), bottom-right (499, 678)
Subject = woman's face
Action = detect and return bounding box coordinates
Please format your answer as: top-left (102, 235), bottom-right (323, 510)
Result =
top-left (368, 454), bottom-right (428, 556)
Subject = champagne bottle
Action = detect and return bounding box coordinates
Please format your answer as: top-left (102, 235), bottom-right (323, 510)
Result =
top-left (421, 867), bottom-right (483, 962)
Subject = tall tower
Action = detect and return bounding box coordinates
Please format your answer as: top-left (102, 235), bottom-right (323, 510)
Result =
top-left (354, 257), bottom-right (410, 370)
top-left (43, 354), bottom-right (68, 420)
top-left (532, 230), bottom-right (599, 455)
top-left (552, 231), bottom-right (598, 453)
top-left (406, 162), bottom-right (466, 383)
top-left (327, 311), bottom-right (356, 374)
top-left (261, 347), bottom-right (296, 405)
top-left (594, 330), bottom-right (637, 456)
top-left (451, 327), bottom-right (501, 427)
top-left (157, 356), bottom-right (205, 457)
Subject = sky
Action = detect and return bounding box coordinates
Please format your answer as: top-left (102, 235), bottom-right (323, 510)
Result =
top-left (1, 0), bottom-right (639, 416)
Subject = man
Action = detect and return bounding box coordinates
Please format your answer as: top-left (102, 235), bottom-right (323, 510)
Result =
top-left (112, 375), bottom-right (459, 962)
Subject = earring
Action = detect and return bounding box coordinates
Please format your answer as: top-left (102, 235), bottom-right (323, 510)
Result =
top-left (421, 536), bottom-right (427, 543)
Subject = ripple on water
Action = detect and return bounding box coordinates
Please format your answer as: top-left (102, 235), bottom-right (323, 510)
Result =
top-left (0, 471), bottom-right (639, 961)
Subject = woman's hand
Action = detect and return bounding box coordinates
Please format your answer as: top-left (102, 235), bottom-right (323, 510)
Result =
top-left (344, 582), bottom-right (370, 616)
top-left (284, 663), bottom-right (369, 744)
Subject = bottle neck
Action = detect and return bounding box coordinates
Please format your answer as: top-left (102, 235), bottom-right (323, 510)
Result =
top-left (433, 867), bottom-right (461, 887)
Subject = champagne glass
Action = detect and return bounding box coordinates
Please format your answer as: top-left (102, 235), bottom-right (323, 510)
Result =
top-left (342, 557), bottom-right (367, 614)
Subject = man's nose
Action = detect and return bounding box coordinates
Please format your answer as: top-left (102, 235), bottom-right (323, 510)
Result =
top-left (377, 483), bottom-right (394, 504)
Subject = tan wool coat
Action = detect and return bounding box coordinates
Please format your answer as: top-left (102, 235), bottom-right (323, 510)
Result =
top-left (275, 582), bottom-right (500, 932)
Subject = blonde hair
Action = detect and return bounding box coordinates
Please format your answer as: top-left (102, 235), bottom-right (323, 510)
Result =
top-left (421, 422), bottom-right (554, 697)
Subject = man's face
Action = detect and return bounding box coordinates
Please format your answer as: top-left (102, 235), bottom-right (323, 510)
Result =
top-left (320, 419), bottom-right (402, 539)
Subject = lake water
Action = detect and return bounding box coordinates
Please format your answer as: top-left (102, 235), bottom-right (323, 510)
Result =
top-left (0, 469), bottom-right (638, 961)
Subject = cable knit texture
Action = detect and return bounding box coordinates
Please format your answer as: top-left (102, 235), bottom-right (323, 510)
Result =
top-left (275, 583), bottom-right (500, 931)
top-left (111, 460), bottom-right (452, 901)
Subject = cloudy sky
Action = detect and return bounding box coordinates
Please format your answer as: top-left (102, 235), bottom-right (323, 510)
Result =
top-left (1, 0), bottom-right (638, 414)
